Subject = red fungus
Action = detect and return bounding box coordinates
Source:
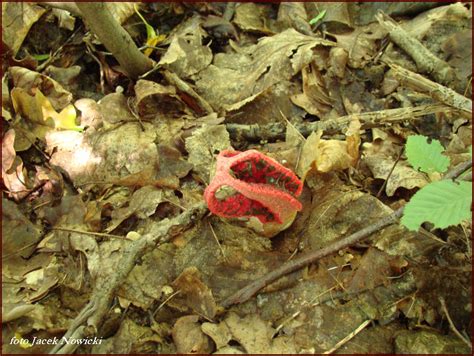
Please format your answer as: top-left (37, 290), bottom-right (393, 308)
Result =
top-left (204, 150), bottom-right (303, 225)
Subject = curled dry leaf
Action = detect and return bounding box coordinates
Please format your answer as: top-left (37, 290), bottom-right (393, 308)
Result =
top-left (297, 119), bottom-right (361, 180)
top-left (1, 129), bottom-right (29, 200)
top-left (134, 80), bottom-right (187, 120)
top-left (291, 62), bottom-right (333, 117)
top-left (9, 66), bottom-right (73, 110)
top-left (2, 3), bottom-right (46, 56)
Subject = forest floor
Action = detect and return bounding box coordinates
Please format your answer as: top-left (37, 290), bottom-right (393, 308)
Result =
top-left (2, 2), bottom-right (472, 354)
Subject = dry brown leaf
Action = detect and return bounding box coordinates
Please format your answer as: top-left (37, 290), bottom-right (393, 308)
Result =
top-left (134, 80), bottom-right (187, 120)
top-left (297, 120), bottom-right (360, 180)
top-left (106, 186), bottom-right (165, 232)
top-left (159, 16), bottom-right (212, 78)
top-left (233, 3), bottom-right (274, 34)
top-left (172, 315), bottom-right (213, 354)
top-left (185, 124), bottom-right (231, 182)
top-left (1, 3), bottom-right (46, 56)
top-left (1, 129), bottom-right (29, 200)
top-left (291, 62), bottom-right (333, 117)
top-left (363, 154), bottom-right (429, 197)
top-left (331, 23), bottom-right (387, 68)
top-left (171, 267), bottom-right (217, 320)
top-left (195, 29), bottom-right (335, 110)
top-left (224, 312), bottom-right (297, 353)
top-left (9, 66), bottom-right (73, 110)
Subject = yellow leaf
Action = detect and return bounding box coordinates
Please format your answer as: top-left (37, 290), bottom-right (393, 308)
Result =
top-left (36, 90), bottom-right (82, 131)
top-left (14, 332), bottom-right (33, 349)
top-left (144, 34), bottom-right (166, 57)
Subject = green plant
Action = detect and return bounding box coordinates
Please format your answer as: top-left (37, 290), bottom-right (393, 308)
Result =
top-left (309, 10), bottom-right (326, 26)
top-left (401, 135), bottom-right (472, 231)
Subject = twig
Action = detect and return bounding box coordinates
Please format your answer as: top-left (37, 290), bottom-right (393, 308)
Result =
top-left (52, 227), bottom-right (129, 240)
top-left (162, 70), bottom-right (214, 114)
top-left (75, 2), bottom-right (153, 79)
top-left (376, 147), bottom-right (404, 198)
top-left (50, 202), bottom-right (207, 354)
top-left (226, 103), bottom-right (458, 142)
top-left (42, 2), bottom-right (81, 16)
top-left (439, 297), bottom-right (472, 350)
top-left (388, 62), bottom-right (472, 115)
top-left (208, 221), bottom-right (228, 262)
top-left (221, 160), bottom-right (472, 307)
top-left (323, 319), bottom-right (372, 354)
top-left (375, 11), bottom-right (458, 90)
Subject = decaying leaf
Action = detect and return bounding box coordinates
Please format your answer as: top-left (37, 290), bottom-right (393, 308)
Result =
top-left (331, 23), bottom-right (387, 68)
top-left (1, 3), bottom-right (46, 56)
top-left (185, 124), bottom-right (232, 182)
top-left (223, 312), bottom-right (296, 353)
top-left (171, 267), bottom-right (217, 320)
top-left (107, 186), bottom-right (165, 232)
top-left (195, 29), bottom-right (335, 110)
top-left (291, 62), bottom-right (333, 117)
top-left (134, 80), bottom-right (187, 120)
top-left (2, 198), bottom-right (41, 259)
top-left (364, 154), bottom-right (429, 196)
top-left (92, 318), bottom-right (166, 354)
top-left (233, 3), bottom-right (275, 34)
top-left (9, 66), bottom-right (73, 110)
top-left (117, 244), bottom-right (176, 309)
top-left (297, 119), bottom-right (361, 180)
top-left (172, 315), bottom-right (213, 354)
top-left (159, 16), bottom-right (212, 78)
top-left (1, 129), bottom-right (29, 200)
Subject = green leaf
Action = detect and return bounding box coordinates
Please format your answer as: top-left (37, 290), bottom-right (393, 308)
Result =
top-left (401, 180), bottom-right (472, 231)
top-left (31, 54), bottom-right (50, 61)
top-left (134, 4), bottom-right (156, 39)
top-left (406, 135), bottom-right (450, 173)
top-left (309, 10), bottom-right (327, 25)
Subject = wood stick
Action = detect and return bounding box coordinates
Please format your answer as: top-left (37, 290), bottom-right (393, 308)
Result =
top-left (221, 160), bottom-right (472, 307)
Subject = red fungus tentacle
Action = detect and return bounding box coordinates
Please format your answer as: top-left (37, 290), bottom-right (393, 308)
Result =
top-left (204, 150), bottom-right (303, 225)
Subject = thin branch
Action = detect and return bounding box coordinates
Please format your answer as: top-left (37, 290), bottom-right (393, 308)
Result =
top-left (439, 297), bottom-right (472, 350)
top-left (323, 319), bottom-right (372, 354)
top-left (75, 2), bottom-right (153, 79)
top-left (50, 202), bottom-right (207, 354)
top-left (226, 103), bottom-right (459, 142)
top-left (221, 160), bottom-right (472, 307)
top-left (387, 62), bottom-right (472, 115)
top-left (162, 70), bottom-right (214, 114)
top-left (375, 11), bottom-right (459, 90)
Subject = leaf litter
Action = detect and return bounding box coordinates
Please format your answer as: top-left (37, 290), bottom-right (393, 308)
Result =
top-left (1, 2), bottom-right (472, 354)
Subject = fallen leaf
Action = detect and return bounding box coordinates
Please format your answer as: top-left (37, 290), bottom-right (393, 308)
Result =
top-left (172, 315), bottom-right (213, 354)
top-left (224, 312), bottom-right (296, 353)
top-left (1, 129), bottom-right (29, 200)
top-left (185, 124), bottom-right (232, 182)
top-left (363, 154), bottom-right (429, 196)
top-left (159, 16), bottom-right (212, 78)
top-left (134, 80), bottom-right (187, 120)
top-left (195, 29), bottom-right (335, 110)
top-left (171, 267), bottom-right (217, 320)
top-left (1, 3), bottom-right (46, 56)
top-left (297, 121), bottom-right (360, 180)
top-left (9, 66), bottom-right (73, 110)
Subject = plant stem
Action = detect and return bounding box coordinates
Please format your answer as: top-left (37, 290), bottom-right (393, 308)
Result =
top-left (75, 2), bottom-right (153, 79)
